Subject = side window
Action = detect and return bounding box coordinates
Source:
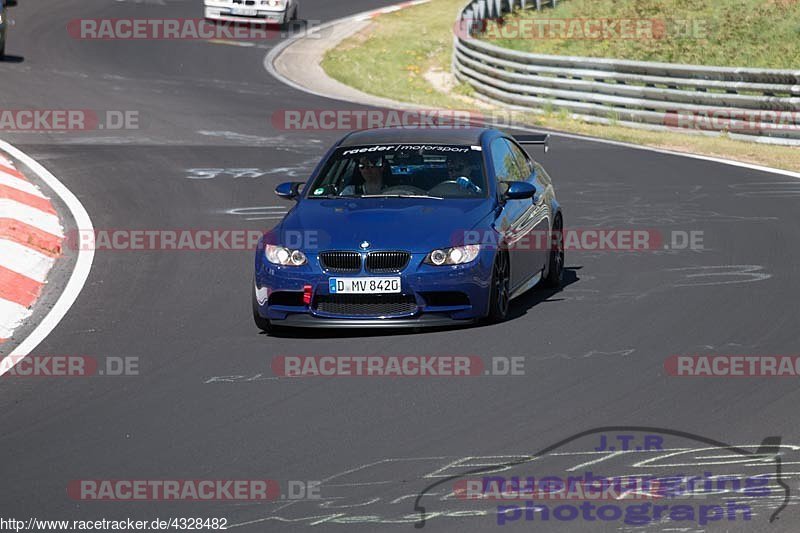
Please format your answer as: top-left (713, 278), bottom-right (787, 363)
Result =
top-left (505, 140), bottom-right (532, 181)
top-left (534, 162), bottom-right (552, 187)
top-left (317, 158), bottom-right (356, 194)
top-left (490, 138), bottom-right (522, 187)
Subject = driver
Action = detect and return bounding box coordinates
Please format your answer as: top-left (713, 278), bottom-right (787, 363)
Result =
top-left (447, 157), bottom-right (482, 193)
top-left (341, 154), bottom-right (387, 196)
top-left (447, 158), bottom-right (472, 181)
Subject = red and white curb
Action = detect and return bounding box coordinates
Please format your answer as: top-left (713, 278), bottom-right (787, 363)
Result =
top-left (353, 0), bottom-right (430, 21)
top-left (0, 140), bottom-right (94, 375)
top-left (0, 153), bottom-right (64, 343)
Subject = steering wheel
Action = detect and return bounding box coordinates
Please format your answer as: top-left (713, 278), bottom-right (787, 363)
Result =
top-left (429, 178), bottom-right (482, 196)
top-left (380, 185), bottom-right (428, 195)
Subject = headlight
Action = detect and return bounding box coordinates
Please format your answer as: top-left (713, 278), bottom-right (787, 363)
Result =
top-left (265, 245), bottom-right (307, 266)
top-left (425, 245), bottom-right (480, 266)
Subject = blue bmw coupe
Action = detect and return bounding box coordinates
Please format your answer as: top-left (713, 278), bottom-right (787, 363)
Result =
top-left (253, 127), bottom-right (563, 331)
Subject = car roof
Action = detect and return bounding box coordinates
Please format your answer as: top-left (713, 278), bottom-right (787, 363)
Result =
top-left (338, 127), bottom-right (497, 147)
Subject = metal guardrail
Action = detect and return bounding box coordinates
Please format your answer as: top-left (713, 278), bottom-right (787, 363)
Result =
top-left (453, 0), bottom-right (800, 144)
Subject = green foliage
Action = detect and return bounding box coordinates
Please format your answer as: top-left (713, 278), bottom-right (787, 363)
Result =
top-left (483, 0), bottom-right (800, 68)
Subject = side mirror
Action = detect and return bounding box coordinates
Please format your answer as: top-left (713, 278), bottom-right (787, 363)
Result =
top-left (275, 181), bottom-right (304, 200)
top-left (504, 181), bottom-right (536, 200)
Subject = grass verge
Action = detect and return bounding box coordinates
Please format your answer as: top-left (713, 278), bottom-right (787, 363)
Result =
top-left (322, 0), bottom-right (800, 173)
top-left (480, 0), bottom-right (800, 69)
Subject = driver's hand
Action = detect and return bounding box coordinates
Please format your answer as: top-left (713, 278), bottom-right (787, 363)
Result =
top-left (455, 176), bottom-right (482, 193)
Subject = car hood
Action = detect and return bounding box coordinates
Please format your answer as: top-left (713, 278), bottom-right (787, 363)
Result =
top-left (274, 198), bottom-right (494, 253)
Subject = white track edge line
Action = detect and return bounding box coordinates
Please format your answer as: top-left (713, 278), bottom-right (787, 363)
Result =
top-left (0, 139), bottom-right (95, 371)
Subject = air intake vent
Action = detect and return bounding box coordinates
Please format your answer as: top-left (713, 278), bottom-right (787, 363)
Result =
top-left (314, 294), bottom-right (417, 317)
top-left (365, 251), bottom-right (411, 273)
top-left (319, 251), bottom-right (361, 273)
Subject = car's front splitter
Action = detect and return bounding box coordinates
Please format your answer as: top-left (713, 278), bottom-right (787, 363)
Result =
top-left (276, 313), bottom-right (478, 329)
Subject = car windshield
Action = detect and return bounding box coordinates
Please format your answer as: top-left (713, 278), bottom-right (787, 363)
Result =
top-left (307, 144), bottom-right (487, 199)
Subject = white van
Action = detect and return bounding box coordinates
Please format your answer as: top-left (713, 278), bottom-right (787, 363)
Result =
top-left (204, 0), bottom-right (299, 26)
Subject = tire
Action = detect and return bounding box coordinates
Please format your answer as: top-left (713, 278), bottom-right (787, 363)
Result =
top-left (485, 251), bottom-right (510, 323)
top-left (542, 214), bottom-right (564, 288)
top-left (252, 282), bottom-right (272, 332)
top-left (279, 7), bottom-right (297, 30)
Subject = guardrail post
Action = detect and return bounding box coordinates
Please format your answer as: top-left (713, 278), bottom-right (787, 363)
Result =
top-left (461, 7), bottom-right (473, 36)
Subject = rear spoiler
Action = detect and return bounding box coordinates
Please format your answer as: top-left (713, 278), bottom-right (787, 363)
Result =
top-left (514, 134), bottom-right (550, 153)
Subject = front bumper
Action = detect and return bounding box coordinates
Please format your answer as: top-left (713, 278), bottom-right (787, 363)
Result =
top-left (204, 3), bottom-right (289, 24)
top-left (278, 314), bottom-right (477, 329)
top-left (254, 250), bottom-right (494, 327)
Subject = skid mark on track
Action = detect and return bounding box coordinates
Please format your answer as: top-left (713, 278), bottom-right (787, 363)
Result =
top-left (666, 265), bottom-right (772, 287)
top-left (531, 348), bottom-right (636, 361)
top-left (185, 159), bottom-right (316, 180)
top-left (196, 130), bottom-right (322, 150)
top-left (592, 264), bottom-right (773, 302)
top-left (206, 39), bottom-right (257, 48)
top-left (575, 200), bottom-right (777, 226)
top-left (730, 182), bottom-right (800, 198)
top-left (223, 206), bottom-right (288, 221)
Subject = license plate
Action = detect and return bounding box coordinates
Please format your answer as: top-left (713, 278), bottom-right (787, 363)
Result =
top-left (329, 277), bottom-right (401, 294)
top-left (231, 8), bottom-right (258, 16)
